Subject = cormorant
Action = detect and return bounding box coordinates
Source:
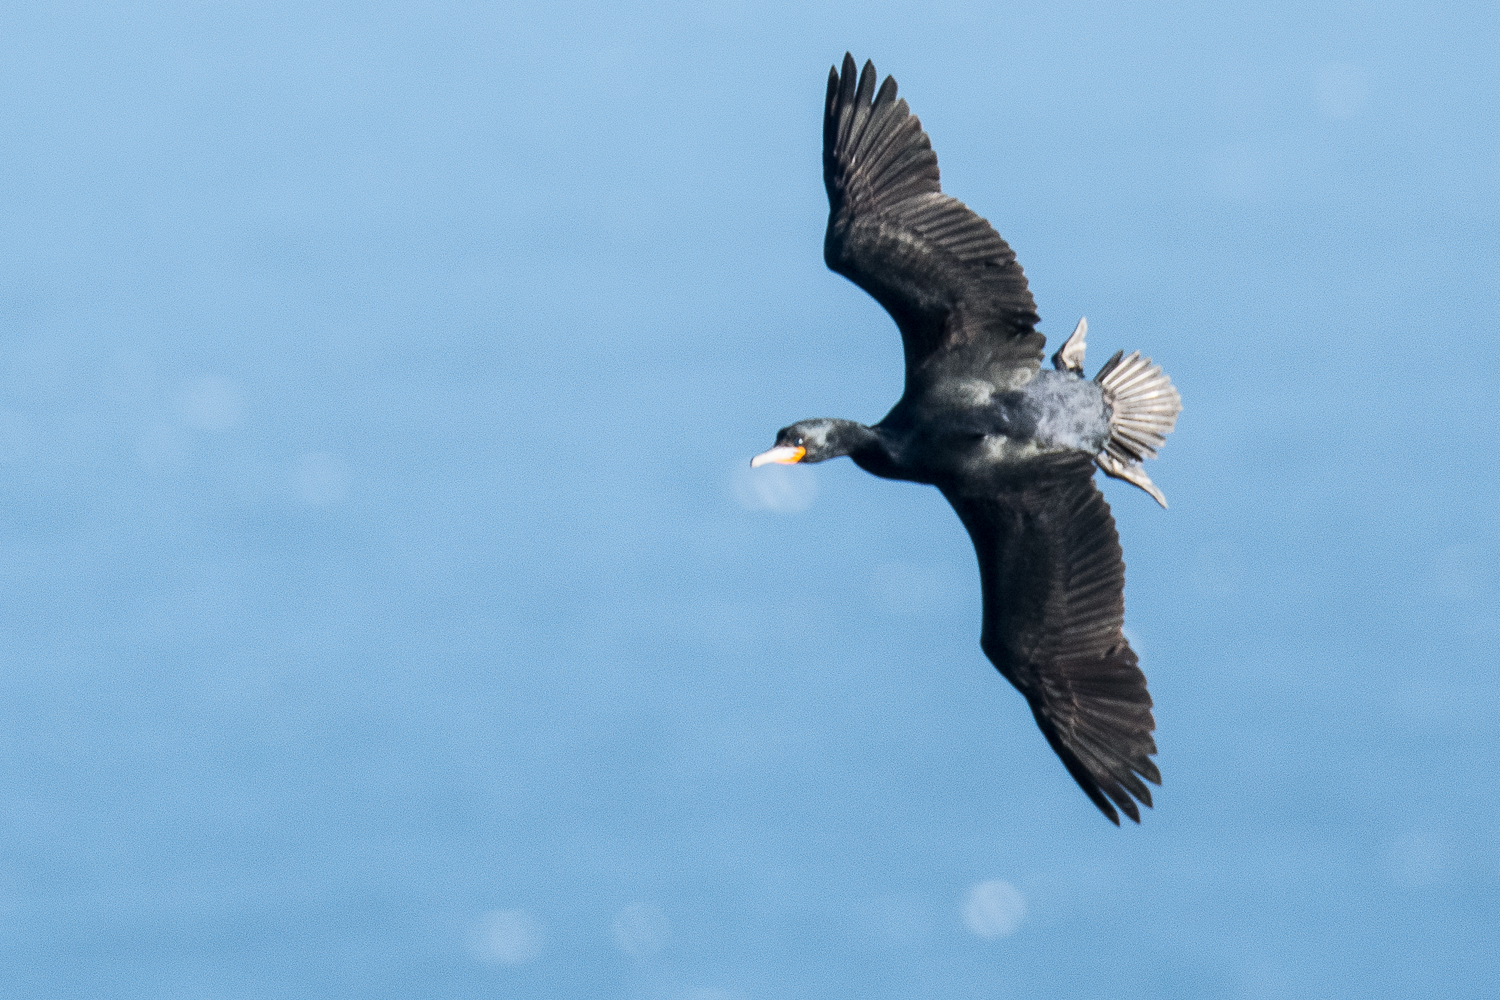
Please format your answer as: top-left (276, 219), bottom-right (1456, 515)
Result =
top-left (752, 55), bottom-right (1182, 825)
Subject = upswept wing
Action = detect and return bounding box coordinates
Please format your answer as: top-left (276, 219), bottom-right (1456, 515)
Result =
top-left (823, 54), bottom-right (1043, 387)
top-left (944, 453), bottom-right (1159, 824)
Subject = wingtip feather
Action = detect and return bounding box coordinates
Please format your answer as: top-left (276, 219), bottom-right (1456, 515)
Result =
top-left (858, 59), bottom-right (877, 102)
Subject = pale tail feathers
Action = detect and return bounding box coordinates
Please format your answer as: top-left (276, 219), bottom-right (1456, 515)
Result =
top-left (1093, 349), bottom-right (1182, 508)
top-left (1095, 450), bottom-right (1169, 508)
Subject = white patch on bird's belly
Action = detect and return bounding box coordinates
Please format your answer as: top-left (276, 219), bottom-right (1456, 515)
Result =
top-left (981, 435), bottom-right (1044, 463)
top-left (949, 378), bottom-right (996, 406)
top-left (1002, 367), bottom-right (1036, 391)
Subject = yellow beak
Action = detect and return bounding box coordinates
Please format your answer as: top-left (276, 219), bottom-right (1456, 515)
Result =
top-left (749, 445), bottom-right (806, 467)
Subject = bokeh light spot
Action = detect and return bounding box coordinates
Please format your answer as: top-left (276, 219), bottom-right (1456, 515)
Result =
top-left (469, 909), bottom-right (543, 965)
top-left (963, 880), bottom-right (1026, 939)
top-left (731, 461), bottom-right (818, 512)
top-left (180, 376), bottom-right (244, 432)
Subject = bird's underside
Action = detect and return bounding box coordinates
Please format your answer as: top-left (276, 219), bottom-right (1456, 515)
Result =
top-left (752, 54), bottom-right (1179, 823)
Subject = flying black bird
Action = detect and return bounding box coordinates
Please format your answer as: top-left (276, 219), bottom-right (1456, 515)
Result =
top-left (752, 55), bottom-right (1182, 824)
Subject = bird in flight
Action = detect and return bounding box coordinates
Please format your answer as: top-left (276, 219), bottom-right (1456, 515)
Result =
top-left (752, 55), bottom-right (1182, 824)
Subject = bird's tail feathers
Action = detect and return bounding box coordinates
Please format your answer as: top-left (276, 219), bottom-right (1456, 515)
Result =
top-left (1093, 350), bottom-right (1182, 508)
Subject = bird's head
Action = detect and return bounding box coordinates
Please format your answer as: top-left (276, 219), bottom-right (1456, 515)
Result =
top-left (751, 419), bottom-right (860, 467)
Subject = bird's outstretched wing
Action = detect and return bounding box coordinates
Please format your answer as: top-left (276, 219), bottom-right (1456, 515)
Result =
top-left (943, 453), bottom-right (1159, 824)
top-left (823, 54), bottom-right (1043, 389)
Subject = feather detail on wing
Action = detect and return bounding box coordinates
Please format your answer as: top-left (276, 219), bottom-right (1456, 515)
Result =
top-left (823, 55), bottom-right (1044, 387)
top-left (944, 452), bottom-right (1159, 824)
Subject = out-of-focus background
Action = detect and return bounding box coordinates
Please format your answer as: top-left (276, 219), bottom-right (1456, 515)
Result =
top-left (3, 2), bottom-right (1497, 997)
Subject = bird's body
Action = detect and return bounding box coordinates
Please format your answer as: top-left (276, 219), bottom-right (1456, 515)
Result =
top-left (753, 55), bottom-right (1182, 825)
top-left (847, 367), bottom-right (1113, 486)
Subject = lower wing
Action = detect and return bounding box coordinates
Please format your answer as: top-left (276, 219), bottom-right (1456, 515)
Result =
top-left (944, 453), bottom-right (1159, 824)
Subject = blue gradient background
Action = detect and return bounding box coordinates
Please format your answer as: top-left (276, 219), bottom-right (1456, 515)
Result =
top-left (3, 2), bottom-right (1497, 997)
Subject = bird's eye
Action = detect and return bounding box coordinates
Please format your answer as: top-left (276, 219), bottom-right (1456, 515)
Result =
top-left (795, 437), bottom-right (805, 447)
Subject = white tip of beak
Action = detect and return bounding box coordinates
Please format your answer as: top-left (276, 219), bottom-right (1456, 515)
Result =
top-left (750, 445), bottom-right (806, 468)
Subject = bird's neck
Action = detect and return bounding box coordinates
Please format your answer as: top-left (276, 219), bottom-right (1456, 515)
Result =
top-left (833, 421), bottom-right (902, 479)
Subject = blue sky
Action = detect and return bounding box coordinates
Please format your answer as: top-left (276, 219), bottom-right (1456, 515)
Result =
top-left (2, 1), bottom-right (1498, 997)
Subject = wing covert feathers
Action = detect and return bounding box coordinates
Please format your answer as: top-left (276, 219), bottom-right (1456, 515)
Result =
top-left (946, 454), bottom-right (1159, 825)
top-left (822, 55), bottom-right (1043, 382)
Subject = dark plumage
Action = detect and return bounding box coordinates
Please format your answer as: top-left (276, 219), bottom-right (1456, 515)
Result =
top-left (752, 55), bottom-right (1182, 824)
